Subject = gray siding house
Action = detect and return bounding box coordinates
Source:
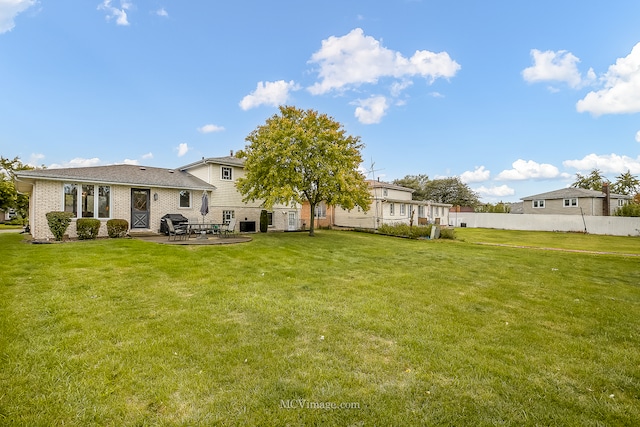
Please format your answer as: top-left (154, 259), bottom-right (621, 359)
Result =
top-left (521, 187), bottom-right (631, 216)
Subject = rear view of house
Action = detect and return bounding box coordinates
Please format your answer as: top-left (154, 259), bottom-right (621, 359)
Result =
top-left (521, 185), bottom-right (631, 216)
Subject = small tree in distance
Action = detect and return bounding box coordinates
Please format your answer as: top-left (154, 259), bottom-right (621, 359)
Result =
top-left (236, 106), bottom-right (371, 236)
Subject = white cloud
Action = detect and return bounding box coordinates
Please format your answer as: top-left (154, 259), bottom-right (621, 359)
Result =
top-left (563, 153), bottom-right (640, 174)
top-left (0, 0), bottom-right (36, 33)
top-left (390, 80), bottom-right (413, 97)
top-left (460, 166), bottom-right (490, 183)
top-left (239, 80), bottom-right (299, 110)
top-left (496, 159), bottom-right (564, 181)
top-left (156, 8), bottom-right (168, 17)
top-left (49, 157), bottom-right (102, 169)
top-left (307, 28), bottom-right (460, 95)
top-left (27, 153), bottom-right (45, 167)
top-left (177, 143), bottom-right (189, 157)
top-left (352, 96), bottom-right (388, 124)
top-left (122, 158), bottom-right (139, 165)
top-left (576, 42), bottom-right (640, 116)
top-left (474, 185), bottom-right (515, 198)
top-left (198, 124), bottom-right (225, 134)
top-left (522, 49), bottom-right (595, 89)
top-left (636, 131), bottom-right (640, 143)
top-left (142, 152), bottom-right (153, 159)
top-left (98, 0), bottom-right (131, 26)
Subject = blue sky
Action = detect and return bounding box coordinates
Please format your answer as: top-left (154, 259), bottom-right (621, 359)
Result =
top-left (1, 1), bottom-right (640, 202)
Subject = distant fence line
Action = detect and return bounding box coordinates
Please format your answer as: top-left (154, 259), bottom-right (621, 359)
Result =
top-left (450, 213), bottom-right (640, 237)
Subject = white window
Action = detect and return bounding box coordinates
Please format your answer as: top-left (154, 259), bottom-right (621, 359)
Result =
top-left (315, 202), bottom-right (327, 219)
top-left (618, 199), bottom-right (627, 207)
top-left (383, 188), bottom-right (388, 197)
top-left (179, 190), bottom-right (191, 208)
top-left (400, 204), bottom-right (406, 215)
top-left (267, 212), bottom-right (273, 226)
top-left (533, 200), bottom-right (545, 208)
top-left (64, 183), bottom-right (111, 219)
top-left (418, 206), bottom-right (425, 217)
top-left (389, 203), bottom-right (395, 215)
top-left (563, 198), bottom-right (578, 207)
top-left (221, 166), bottom-right (232, 181)
top-left (223, 210), bottom-right (235, 223)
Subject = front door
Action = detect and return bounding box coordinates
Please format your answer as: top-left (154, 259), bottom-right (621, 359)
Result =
top-left (287, 211), bottom-right (297, 231)
top-left (131, 189), bottom-right (150, 229)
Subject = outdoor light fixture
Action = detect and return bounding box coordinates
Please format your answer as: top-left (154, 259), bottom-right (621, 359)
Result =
top-left (153, 193), bottom-right (158, 201)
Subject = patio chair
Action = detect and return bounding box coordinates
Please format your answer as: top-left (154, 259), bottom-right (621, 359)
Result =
top-left (166, 218), bottom-right (188, 241)
top-left (220, 218), bottom-right (236, 237)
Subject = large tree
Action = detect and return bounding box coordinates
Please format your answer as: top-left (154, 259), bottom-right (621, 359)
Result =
top-left (236, 106), bottom-right (371, 236)
top-left (571, 168), bottom-right (607, 191)
top-left (392, 174), bottom-right (430, 200)
top-left (394, 174), bottom-right (479, 207)
top-left (612, 170), bottom-right (640, 196)
top-left (424, 177), bottom-right (480, 207)
top-left (0, 156), bottom-right (34, 221)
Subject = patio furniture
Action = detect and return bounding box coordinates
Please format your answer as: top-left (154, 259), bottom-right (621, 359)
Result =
top-left (166, 218), bottom-right (188, 241)
top-left (220, 218), bottom-right (236, 237)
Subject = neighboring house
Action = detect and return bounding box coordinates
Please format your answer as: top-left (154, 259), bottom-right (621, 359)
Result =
top-left (15, 155), bottom-right (300, 241)
top-left (323, 180), bottom-right (451, 230)
top-left (521, 185), bottom-right (631, 216)
top-left (300, 201), bottom-right (335, 230)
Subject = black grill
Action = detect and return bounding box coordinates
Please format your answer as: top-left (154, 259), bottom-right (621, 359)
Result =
top-left (160, 213), bottom-right (189, 235)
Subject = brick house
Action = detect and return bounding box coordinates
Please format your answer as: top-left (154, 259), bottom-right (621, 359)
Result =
top-left (15, 156), bottom-right (300, 240)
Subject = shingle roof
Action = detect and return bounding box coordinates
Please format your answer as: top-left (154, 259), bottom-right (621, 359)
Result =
top-left (15, 164), bottom-right (215, 190)
top-left (521, 187), bottom-right (630, 201)
top-left (367, 180), bottom-right (414, 193)
top-left (179, 156), bottom-right (245, 170)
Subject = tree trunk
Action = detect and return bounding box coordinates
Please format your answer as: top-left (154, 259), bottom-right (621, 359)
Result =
top-left (308, 201), bottom-right (316, 236)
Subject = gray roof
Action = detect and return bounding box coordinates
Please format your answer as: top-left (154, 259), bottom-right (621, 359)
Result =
top-left (368, 180), bottom-right (415, 193)
top-left (15, 164), bottom-right (215, 191)
top-left (521, 187), bottom-right (630, 201)
top-left (179, 156), bottom-right (245, 170)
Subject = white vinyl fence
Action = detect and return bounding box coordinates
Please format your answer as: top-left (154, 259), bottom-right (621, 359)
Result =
top-left (451, 213), bottom-right (640, 237)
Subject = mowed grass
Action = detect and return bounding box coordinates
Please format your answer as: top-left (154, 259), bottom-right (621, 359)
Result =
top-left (1, 229), bottom-right (639, 426)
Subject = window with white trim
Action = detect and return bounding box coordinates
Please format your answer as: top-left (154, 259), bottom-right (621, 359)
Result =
top-left (563, 198), bottom-right (578, 207)
top-left (221, 166), bottom-right (232, 181)
top-left (64, 183), bottom-right (111, 219)
top-left (532, 200), bottom-right (545, 208)
top-left (400, 204), bottom-right (406, 215)
top-left (179, 190), bottom-right (191, 208)
top-left (267, 212), bottom-right (273, 226)
top-left (418, 205), bottom-right (425, 217)
top-left (223, 210), bottom-right (235, 223)
top-left (389, 203), bottom-right (395, 215)
top-left (315, 202), bottom-right (327, 219)
top-left (618, 199), bottom-right (627, 207)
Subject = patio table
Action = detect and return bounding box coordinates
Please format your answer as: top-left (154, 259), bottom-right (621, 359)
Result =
top-left (187, 223), bottom-right (223, 239)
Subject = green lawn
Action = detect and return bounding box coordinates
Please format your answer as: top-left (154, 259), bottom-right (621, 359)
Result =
top-left (1, 230), bottom-right (639, 426)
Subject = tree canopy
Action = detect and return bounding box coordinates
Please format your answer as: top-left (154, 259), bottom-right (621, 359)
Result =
top-left (571, 169), bottom-right (608, 191)
top-left (236, 106), bottom-right (371, 236)
top-left (393, 174), bottom-right (480, 207)
top-left (0, 156), bottom-right (34, 221)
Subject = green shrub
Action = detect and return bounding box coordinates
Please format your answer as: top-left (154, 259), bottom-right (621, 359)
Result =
top-left (45, 211), bottom-right (73, 241)
top-left (439, 227), bottom-right (456, 240)
top-left (615, 203), bottom-right (640, 217)
top-left (378, 223), bottom-right (432, 239)
top-left (260, 210), bottom-right (269, 233)
top-left (76, 218), bottom-right (101, 240)
top-left (107, 219), bottom-right (129, 238)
